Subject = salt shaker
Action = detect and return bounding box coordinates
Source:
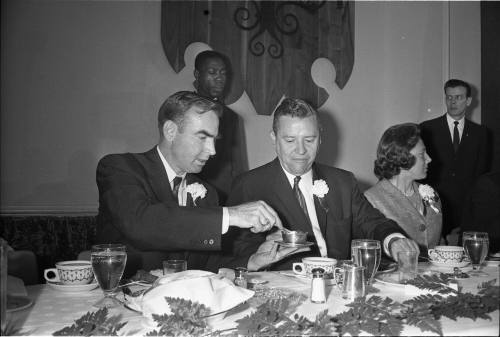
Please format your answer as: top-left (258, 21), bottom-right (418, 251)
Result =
top-left (234, 267), bottom-right (248, 289)
top-left (310, 268), bottom-right (326, 303)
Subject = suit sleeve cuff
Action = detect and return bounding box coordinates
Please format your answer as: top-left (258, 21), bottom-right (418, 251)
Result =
top-left (383, 233), bottom-right (406, 257)
top-left (222, 207), bottom-right (229, 234)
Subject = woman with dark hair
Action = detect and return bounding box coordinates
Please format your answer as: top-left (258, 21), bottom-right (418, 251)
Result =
top-left (364, 123), bottom-right (442, 252)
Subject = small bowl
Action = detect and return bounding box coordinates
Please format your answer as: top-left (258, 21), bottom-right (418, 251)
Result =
top-left (282, 230), bottom-right (308, 244)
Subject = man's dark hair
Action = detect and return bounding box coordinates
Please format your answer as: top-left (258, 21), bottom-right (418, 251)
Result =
top-left (194, 50), bottom-right (228, 71)
top-left (444, 79), bottom-right (471, 97)
top-left (374, 123), bottom-right (421, 180)
top-left (272, 98), bottom-right (320, 134)
top-left (158, 91), bottom-right (222, 133)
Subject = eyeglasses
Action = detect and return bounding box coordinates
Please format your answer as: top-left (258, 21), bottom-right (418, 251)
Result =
top-left (445, 94), bottom-right (466, 101)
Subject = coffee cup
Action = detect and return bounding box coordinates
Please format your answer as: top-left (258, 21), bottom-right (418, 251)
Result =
top-left (44, 260), bottom-right (94, 285)
top-left (428, 246), bottom-right (465, 264)
top-left (282, 230), bottom-right (308, 244)
top-left (293, 257), bottom-right (337, 278)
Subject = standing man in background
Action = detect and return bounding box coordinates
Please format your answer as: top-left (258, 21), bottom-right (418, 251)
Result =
top-left (420, 79), bottom-right (489, 244)
top-left (194, 50), bottom-right (247, 203)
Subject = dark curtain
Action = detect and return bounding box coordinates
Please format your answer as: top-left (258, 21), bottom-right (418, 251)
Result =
top-left (481, 1), bottom-right (500, 172)
top-left (0, 216), bottom-right (96, 283)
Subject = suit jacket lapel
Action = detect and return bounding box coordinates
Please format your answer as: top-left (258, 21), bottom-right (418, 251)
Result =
top-left (144, 148), bottom-right (175, 204)
top-left (438, 114), bottom-right (455, 157)
top-left (312, 166), bottom-right (328, 237)
top-left (270, 159), bottom-right (311, 233)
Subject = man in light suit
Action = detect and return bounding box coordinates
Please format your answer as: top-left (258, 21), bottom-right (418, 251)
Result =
top-left (420, 79), bottom-right (489, 244)
top-left (96, 91), bottom-right (282, 276)
top-left (214, 98), bottom-right (419, 271)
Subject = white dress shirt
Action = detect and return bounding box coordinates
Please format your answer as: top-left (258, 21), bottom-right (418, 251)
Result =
top-left (156, 146), bottom-right (229, 233)
top-left (446, 114), bottom-right (465, 142)
top-left (281, 167), bottom-right (328, 257)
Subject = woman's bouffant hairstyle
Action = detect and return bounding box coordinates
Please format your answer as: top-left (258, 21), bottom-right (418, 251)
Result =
top-left (373, 123), bottom-right (421, 180)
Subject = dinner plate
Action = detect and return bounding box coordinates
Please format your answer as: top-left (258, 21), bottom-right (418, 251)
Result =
top-left (377, 262), bottom-right (397, 274)
top-left (429, 260), bottom-right (470, 269)
top-left (275, 240), bottom-right (315, 248)
top-left (7, 295), bottom-right (33, 313)
top-left (277, 271), bottom-right (337, 286)
top-left (47, 280), bottom-right (99, 292)
top-left (375, 269), bottom-right (437, 286)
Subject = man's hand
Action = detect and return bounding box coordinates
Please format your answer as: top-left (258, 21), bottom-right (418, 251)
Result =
top-left (246, 229), bottom-right (310, 271)
top-left (227, 201), bottom-right (283, 233)
top-left (390, 238), bottom-right (420, 261)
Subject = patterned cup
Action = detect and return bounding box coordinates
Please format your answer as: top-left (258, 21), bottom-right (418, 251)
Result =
top-left (44, 260), bottom-right (94, 285)
top-left (293, 257), bottom-right (337, 278)
top-left (428, 246), bottom-right (465, 264)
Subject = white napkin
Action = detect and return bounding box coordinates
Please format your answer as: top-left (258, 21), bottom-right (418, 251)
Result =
top-left (135, 270), bottom-right (254, 321)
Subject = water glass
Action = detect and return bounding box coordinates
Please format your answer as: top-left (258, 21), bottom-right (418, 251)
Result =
top-left (351, 239), bottom-right (381, 285)
top-left (163, 259), bottom-right (187, 275)
top-left (341, 264), bottom-right (366, 301)
top-left (397, 251), bottom-right (418, 284)
top-left (462, 231), bottom-right (489, 277)
top-left (91, 244), bottom-right (127, 308)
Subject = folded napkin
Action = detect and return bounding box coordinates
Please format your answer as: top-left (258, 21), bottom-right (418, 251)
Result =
top-left (134, 270), bottom-right (254, 321)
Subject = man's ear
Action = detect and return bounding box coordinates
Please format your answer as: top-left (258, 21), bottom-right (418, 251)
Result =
top-left (270, 130), bottom-right (276, 145)
top-left (466, 97), bottom-right (472, 107)
top-left (163, 120), bottom-right (178, 141)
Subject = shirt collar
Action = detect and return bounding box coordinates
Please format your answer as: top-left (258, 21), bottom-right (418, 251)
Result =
top-left (280, 164), bottom-right (313, 188)
top-left (156, 146), bottom-right (186, 184)
top-left (446, 113), bottom-right (465, 128)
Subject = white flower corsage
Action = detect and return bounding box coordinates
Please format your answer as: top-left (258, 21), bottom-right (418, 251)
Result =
top-left (312, 179), bottom-right (329, 197)
top-left (312, 179), bottom-right (329, 212)
top-left (418, 184), bottom-right (440, 215)
top-left (185, 183), bottom-right (207, 206)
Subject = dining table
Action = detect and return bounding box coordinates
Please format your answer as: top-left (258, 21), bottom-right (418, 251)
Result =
top-left (6, 261), bottom-right (499, 336)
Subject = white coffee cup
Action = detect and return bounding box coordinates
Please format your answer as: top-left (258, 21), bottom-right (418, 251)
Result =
top-left (292, 257), bottom-right (337, 277)
top-left (428, 246), bottom-right (465, 264)
top-left (44, 260), bottom-right (94, 285)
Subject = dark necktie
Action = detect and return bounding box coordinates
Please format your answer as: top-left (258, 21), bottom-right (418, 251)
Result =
top-left (453, 121), bottom-right (460, 153)
top-left (293, 176), bottom-right (309, 219)
top-left (172, 176), bottom-right (182, 204)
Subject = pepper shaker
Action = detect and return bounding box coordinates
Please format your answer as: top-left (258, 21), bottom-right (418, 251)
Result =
top-left (234, 267), bottom-right (248, 289)
top-left (310, 268), bottom-right (326, 303)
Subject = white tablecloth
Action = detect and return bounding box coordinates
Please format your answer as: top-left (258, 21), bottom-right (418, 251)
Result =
top-left (9, 263), bottom-right (500, 336)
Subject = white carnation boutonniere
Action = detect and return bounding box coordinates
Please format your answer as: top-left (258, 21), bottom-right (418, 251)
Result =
top-left (312, 179), bottom-right (329, 212)
top-left (418, 184), bottom-right (440, 216)
top-left (185, 182), bottom-right (207, 206)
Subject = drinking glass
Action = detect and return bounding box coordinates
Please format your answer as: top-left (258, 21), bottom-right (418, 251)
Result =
top-left (462, 231), bottom-right (489, 277)
top-left (397, 251), bottom-right (418, 284)
top-left (351, 239), bottom-right (381, 285)
top-left (91, 244), bottom-right (127, 308)
top-left (162, 259), bottom-right (187, 275)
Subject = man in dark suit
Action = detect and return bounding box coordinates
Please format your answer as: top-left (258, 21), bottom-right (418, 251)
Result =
top-left (214, 98), bottom-right (419, 271)
top-left (194, 50), bottom-right (247, 204)
top-left (96, 91), bottom-right (282, 276)
top-left (420, 79), bottom-right (489, 244)
top-left (462, 170), bottom-right (500, 253)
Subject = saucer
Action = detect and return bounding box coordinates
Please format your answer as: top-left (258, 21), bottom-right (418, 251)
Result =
top-left (7, 295), bottom-right (33, 313)
top-left (277, 271), bottom-right (337, 286)
top-left (375, 269), bottom-right (437, 286)
top-left (275, 240), bottom-right (314, 248)
top-left (47, 280), bottom-right (99, 292)
top-left (429, 260), bottom-right (470, 269)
